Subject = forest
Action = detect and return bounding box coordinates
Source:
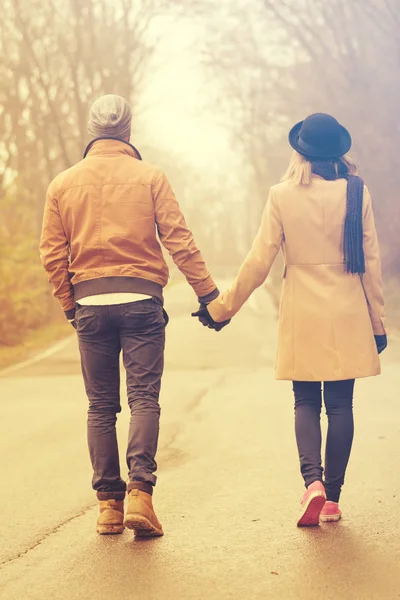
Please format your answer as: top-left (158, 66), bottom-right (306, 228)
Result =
top-left (0, 0), bottom-right (398, 350)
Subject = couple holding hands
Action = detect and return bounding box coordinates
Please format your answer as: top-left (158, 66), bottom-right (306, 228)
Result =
top-left (40, 94), bottom-right (386, 536)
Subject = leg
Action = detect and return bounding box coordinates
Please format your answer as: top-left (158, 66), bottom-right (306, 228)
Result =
top-left (323, 379), bottom-right (355, 502)
top-left (77, 305), bottom-right (126, 500)
top-left (119, 300), bottom-right (165, 495)
top-left (293, 381), bottom-right (323, 487)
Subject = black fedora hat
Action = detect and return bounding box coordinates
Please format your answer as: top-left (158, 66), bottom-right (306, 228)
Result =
top-left (288, 113), bottom-right (351, 160)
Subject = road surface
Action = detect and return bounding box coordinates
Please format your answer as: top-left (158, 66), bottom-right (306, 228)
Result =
top-left (0, 282), bottom-right (399, 600)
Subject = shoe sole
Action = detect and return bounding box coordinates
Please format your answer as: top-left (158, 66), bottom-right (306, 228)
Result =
top-left (320, 512), bottom-right (342, 522)
top-left (297, 493), bottom-right (326, 527)
top-left (96, 524), bottom-right (125, 535)
top-left (124, 513), bottom-right (164, 537)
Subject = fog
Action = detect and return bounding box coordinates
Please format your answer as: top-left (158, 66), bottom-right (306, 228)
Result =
top-left (0, 0), bottom-right (399, 347)
top-left (1, 3), bottom-right (400, 597)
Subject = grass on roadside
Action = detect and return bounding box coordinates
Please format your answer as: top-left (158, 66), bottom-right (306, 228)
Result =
top-left (0, 320), bottom-right (71, 371)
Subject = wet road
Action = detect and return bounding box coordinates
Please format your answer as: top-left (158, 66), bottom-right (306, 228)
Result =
top-left (1, 282), bottom-right (399, 599)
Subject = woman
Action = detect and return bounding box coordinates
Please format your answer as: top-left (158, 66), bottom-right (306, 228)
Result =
top-left (195, 113), bottom-right (387, 526)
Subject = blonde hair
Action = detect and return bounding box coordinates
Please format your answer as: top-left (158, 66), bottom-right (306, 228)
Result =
top-left (281, 151), bottom-right (357, 185)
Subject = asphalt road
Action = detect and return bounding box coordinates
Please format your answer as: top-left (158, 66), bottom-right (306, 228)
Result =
top-left (0, 282), bottom-right (399, 600)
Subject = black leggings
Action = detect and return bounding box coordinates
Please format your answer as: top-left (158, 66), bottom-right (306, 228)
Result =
top-left (293, 379), bottom-right (355, 503)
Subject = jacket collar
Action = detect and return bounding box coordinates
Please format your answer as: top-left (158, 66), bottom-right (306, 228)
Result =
top-left (83, 137), bottom-right (142, 160)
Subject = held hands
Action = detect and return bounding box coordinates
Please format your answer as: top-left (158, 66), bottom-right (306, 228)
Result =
top-left (191, 304), bottom-right (231, 332)
top-left (374, 334), bottom-right (387, 354)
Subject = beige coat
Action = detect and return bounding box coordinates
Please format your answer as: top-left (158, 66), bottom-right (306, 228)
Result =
top-left (208, 176), bottom-right (386, 381)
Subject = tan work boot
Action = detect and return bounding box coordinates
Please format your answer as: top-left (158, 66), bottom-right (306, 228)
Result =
top-left (96, 499), bottom-right (125, 535)
top-left (124, 489), bottom-right (163, 537)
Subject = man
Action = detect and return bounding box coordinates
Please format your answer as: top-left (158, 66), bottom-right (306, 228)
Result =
top-left (40, 94), bottom-right (227, 537)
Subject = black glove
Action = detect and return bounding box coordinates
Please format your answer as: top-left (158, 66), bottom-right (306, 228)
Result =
top-left (191, 305), bottom-right (231, 332)
top-left (374, 334), bottom-right (387, 354)
top-left (191, 303), bottom-right (211, 328)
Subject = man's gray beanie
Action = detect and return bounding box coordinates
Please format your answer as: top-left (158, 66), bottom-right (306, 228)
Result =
top-left (88, 94), bottom-right (132, 139)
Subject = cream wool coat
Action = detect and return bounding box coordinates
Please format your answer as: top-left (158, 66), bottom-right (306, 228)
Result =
top-left (208, 176), bottom-right (386, 381)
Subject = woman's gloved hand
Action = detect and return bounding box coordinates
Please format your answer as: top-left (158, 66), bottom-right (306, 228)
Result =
top-left (374, 334), bottom-right (387, 354)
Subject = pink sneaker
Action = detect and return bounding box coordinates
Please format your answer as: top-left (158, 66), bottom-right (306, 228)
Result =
top-left (320, 501), bottom-right (341, 522)
top-left (297, 481), bottom-right (326, 527)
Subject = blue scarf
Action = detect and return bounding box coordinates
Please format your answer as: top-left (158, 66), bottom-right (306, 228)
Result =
top-left (311, 161), bottom-right (365, 274)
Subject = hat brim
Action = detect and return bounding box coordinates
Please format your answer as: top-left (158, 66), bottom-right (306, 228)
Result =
top-left (288, 120), bottom-right (352, 160)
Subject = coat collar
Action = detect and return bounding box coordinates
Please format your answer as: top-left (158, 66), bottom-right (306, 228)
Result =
top-left (83, 137), bottom-right (142, 160)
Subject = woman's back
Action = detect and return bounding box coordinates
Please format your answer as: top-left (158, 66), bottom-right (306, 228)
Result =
top-left (267, 176), bottom-right (383, 380)
top-left (208, 171), bottom-right (385, 381)
top-left (274, 176), bottom-right (349, 267)
top-left (204, 112), bottom-right (388, 526)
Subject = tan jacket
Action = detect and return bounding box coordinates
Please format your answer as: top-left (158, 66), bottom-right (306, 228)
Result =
top-left (40, 139), bottom-right (217, 317)
top-left (208, 176), bottom-right (386, 381)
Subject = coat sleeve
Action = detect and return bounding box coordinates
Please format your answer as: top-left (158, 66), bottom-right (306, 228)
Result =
top-left (360, 186), bottom-right (386, 335)
top-left (208, 187), bottom-right (283, 322)
top-left (153, 170), bottom-right (218, 303)
top-left (39, 184), bottom-right (75, 318)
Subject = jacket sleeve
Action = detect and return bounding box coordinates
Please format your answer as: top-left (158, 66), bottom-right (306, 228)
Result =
top-left (153, 170), bottom-right (218, 302)
top-left (360, 186), bottom-right (386, 335)
top-left (39, 185), bottom-right (75, 318)
top-left (208, 187), bottom-right (283, 322)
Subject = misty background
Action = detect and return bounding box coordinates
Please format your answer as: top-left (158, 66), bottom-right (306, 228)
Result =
top-left (0, 0), bottom-right (399, 359)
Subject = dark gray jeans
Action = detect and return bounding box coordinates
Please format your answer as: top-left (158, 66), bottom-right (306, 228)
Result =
top-left (76, 298), bottom-right (167, 500)
top-left (293, 379), bottom-right (355, 503)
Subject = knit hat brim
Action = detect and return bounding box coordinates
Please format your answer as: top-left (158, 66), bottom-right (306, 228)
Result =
top-left (88, 95), bottom-right (132, 140)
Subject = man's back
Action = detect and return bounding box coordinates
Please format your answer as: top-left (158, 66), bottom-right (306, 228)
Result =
top-left (50, 139), bottom-right (168, 290)
top-left (41, 137), bottom-right (217, 314)
top-left (39, 94), bottom-right (220, 538)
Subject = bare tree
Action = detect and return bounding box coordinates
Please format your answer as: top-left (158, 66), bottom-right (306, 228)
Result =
top-left (206, 0), bottom-right (400, 274)
top-left (0, 0), bottom-right (198, 343)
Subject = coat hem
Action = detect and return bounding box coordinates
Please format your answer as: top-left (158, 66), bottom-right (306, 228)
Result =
top-left (275, 369), bottom-right (381, 381)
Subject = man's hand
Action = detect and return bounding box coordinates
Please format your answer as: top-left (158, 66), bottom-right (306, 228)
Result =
top-left (193, 304), bottom-right (213, 328)
top-left (191, 305), bottom-right (231, 332)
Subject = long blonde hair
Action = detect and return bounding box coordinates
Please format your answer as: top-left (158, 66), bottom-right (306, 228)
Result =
top-left (281, 151), bottom-right (357, 185)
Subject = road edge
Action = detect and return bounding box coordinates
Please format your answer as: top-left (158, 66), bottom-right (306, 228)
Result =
top-left (0, 335), bottom-right (75, 377)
